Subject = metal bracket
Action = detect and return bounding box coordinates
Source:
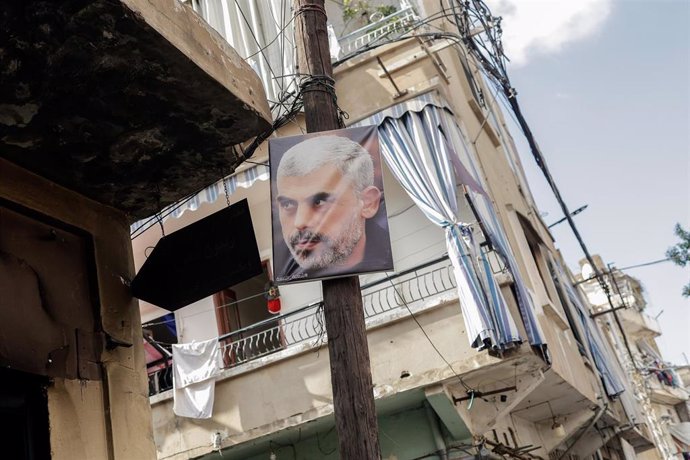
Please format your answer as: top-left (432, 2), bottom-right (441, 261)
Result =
top-left (452, 385), bottom-right (517, 404)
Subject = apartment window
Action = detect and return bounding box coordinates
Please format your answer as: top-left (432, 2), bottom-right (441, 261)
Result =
top-left (545, 258), bottom-right (587, 355)
top-left (515, 213), bottom-right (584, 339)
top-left (517, 214), bottom-right (557, 303)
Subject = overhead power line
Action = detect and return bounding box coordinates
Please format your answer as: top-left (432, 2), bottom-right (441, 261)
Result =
top-left (617, 258), bottom-right (671, 271)
top-left (445, 0), bottom-right (639, 364)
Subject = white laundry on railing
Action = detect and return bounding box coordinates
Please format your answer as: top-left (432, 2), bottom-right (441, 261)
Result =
top-left (172, 337), bottom-right (222, 419)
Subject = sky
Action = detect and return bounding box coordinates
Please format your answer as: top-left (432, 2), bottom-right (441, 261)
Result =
top-left (485, 0), bottom-right (689, 365)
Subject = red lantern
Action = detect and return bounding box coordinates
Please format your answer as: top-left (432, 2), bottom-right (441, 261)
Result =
top-left (266, 283), bottom-right (281, 315)
top-left (268, 298), bottom-right (282, 315)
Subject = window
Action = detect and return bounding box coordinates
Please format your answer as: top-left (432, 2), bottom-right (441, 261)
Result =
top-left (545, 258), bottom-right (587, 355)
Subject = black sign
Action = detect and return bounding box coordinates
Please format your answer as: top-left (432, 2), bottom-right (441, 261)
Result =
top-left (131, 199), bottom-right (262, 311)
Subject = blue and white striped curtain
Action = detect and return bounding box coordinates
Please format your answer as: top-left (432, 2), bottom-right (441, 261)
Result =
top-left (377, 105), bottom-right (521, 351)
top-left (439, 113), bottom-right (547, 352)
top-left (555, 262), bottom-right (626, 397)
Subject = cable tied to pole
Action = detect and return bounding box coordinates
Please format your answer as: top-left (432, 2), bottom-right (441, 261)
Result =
top-left (294, 3), bottom-right (327, 18)
top-left (299, 74), bottom-right (349, 127)
top-left (299, 74), bottom-right (335, 95)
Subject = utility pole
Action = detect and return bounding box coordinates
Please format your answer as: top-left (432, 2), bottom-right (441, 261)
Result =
top-left (293, 1), bottom-right (381, 458)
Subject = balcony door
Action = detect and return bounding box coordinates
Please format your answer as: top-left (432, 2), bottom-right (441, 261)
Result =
top-left (213, 262), bottom-right (284, 365)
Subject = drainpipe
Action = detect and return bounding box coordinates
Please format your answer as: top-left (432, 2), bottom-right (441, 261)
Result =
top-left (425, 402), bottom-right (449, 460)
top-left (556, 402), bottom-right (608, 460)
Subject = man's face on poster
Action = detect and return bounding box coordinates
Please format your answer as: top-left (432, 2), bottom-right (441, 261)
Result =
top-left (276, 162), bottom-right (380, 272)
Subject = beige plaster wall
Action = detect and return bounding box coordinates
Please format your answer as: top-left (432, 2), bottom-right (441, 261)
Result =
top-left (47, 379), bottom-right (109, 459)
top-left (0, 158), bottom-right (156, 459)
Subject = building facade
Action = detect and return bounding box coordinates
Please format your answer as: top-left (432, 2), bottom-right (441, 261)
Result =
top-left (134, 1), bottom-right (681, 459)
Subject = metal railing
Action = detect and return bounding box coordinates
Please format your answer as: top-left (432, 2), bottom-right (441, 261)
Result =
top-left (361, 254), bottom-right (456, 317)
top-left (147, 255), bottom-right (456, 395)
top-left (337, 2), bottom-right (420, 58)
top-left (216, 255), bottom-right (455, 368)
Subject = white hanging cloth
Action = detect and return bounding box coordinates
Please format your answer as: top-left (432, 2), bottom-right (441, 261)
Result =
top-left (172, 337), bottom-right (222, 419)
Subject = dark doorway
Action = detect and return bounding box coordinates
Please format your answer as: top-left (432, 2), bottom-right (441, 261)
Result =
top-left (0, 367), bottom-right (51, 459)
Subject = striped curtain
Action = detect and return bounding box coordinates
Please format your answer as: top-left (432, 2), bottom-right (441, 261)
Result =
top-left (555, 261), bottom-right (626, 397)
top-left (438, 111), bottom-right (547, 353)
top-left (377, 105), bottom-right (521, 351)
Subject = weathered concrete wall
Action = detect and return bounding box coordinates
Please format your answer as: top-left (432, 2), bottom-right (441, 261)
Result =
top-left (0, 158), bottom-right (156, 459)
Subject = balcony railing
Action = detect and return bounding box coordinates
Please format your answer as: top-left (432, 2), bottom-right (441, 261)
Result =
top-left (148, 255), bottom-right (456, 396)
top-left (216, 255), bottom-right (455, 368)
top-left (337, 2), bottom-right (420, 58)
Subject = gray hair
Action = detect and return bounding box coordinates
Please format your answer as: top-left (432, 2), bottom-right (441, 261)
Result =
top-left (276, 135), bottom-right (374, 193)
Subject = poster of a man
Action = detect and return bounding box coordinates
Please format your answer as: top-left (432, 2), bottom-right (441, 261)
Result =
top-left (270, 126), bottom-right (393, 283)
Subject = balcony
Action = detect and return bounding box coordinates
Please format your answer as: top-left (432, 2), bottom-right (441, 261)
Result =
top-left (619, 307), bottom-right (661, 338)
top-left (337, 2), bottom-right (420, 59)
top-left (647, 373), bottom-right (689, 405)
top-left (147, 255), bottom-right (458, 396)
top-left (1, 0), bottom-right (271, 221)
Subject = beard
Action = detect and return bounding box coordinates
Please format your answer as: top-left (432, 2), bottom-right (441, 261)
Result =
top-left (287, 216), bottom-right (364, 271)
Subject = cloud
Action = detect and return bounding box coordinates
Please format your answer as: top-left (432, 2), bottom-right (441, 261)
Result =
top-left (485, 0), bottom-right (613, 66)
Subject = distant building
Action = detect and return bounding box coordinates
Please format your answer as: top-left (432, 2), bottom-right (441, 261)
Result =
top-left (579, 256), bottom-right (690, 459)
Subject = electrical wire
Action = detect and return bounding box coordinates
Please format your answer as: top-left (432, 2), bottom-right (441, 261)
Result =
top-left (617, 258), bottom-right (671, 271)
top-left (244, 9), bottom-right (297, 61)
top-left (436, 1), bottom-right (642, 368)
top-left (233, 0), bottom-right (286, 111)
top-left (315, 427), bottom-right (337, 456)
top-left (328, 1), bottom-right (643, 374)
top-left (132, 7), bottom-right (462, 240)
top-left (385, 278), bottom-right (473, 392)
top-left (129, 74), bottom-right (304, 240)
top-left (141, 287), bottom-right (299, 328)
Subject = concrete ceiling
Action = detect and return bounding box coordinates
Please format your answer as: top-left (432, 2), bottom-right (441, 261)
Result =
top-left (0, 0), bottom-right (271, 220)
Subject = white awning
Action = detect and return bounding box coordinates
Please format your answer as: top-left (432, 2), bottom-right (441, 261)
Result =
top-left (130, 163), bottom-right (269, 235)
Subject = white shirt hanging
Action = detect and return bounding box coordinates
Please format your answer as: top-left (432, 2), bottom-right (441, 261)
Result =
top-left (172, 337), bottom-right (222, 419)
